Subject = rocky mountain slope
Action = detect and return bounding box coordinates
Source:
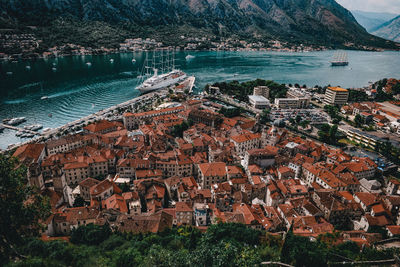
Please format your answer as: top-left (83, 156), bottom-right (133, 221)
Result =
top-left (0, 0), bottom-right (398, 50)
top-left (372, 15), bottom-right (400, 42)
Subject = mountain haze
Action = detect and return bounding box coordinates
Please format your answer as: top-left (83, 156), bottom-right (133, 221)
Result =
top-left (372, 15), bottom-right (400, 42)
top-left (351, 10), bottom-right (398, 32)
top-left (0, 0), bottom-right (398, 50)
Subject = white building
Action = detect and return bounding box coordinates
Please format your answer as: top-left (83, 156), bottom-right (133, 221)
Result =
top-left (249, 95), bottom-right (270, 109)
top-left (274, 97), bottom-right (310, 109)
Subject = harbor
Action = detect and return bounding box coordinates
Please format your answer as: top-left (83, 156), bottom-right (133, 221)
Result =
top-left (0, 123), bottom-right (43, 137)
top-left (3, 75), bottom-right (195, 151)
top-left (2, 50), bottom-right (400, 149)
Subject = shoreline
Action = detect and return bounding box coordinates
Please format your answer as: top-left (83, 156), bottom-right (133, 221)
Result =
top-left (3, 46), bottom-right (394, 63)
top-left (3, 89), bottom-right (168, 152)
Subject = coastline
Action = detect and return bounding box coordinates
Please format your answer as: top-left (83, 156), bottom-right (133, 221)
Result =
top-left (3, 45), bottom-right (395, 63)
top-left (3, 89), bottom-right (168, 152)
top-left (2, 50), bottom-right (400, 150)
top-left (2, 47), bottom-right (389, 63)
top-left (1, 46), bottom-right (373, 62)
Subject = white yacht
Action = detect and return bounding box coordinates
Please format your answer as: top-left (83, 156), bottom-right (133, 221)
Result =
top-left (136, 69), bottom-right (187, 93)
top-left (7, 117), bottom-right (26, 125)
top-left (136, 50), bottom-right (187, 94)
top-left (24, 124), bottom-right (43, 131)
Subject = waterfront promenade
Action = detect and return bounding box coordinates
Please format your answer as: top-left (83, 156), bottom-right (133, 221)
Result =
top-left (4, 89), bottom-right (167, 151)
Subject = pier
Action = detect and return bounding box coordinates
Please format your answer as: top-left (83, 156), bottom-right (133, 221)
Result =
top-left (0, 123), bottom-right (43, 136)
top-left (187, 76), bottom-right (196, 93)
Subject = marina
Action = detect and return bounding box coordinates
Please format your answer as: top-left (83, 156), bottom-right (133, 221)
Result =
top-left (2, 74), bottom-right (197, 150)
top-left (1, 50), bottom-right (400, 149)
top-left (0, 123), bottom-right (43, 137)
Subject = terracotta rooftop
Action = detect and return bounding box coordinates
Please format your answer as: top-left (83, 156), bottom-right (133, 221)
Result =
top-left (84, 120), bottom-right (122, 133)
top-left (13, 143), bottom-right (45, 163)
top-left (198, 162), bottom-right (227, 177)
top-left (79, 177), bottom-right (100, 188)
top-left (102, 194), bottom-right (128, 213)
top-left (175, 202), bottom-right (193, 212)
top-left (327, 86), bottom-right (348, 92)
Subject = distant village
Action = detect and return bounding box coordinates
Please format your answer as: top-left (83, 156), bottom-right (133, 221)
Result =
top-left (10, 79), bottom-right (400, 247)
top-left (0, 32), bottom-right (325, 61)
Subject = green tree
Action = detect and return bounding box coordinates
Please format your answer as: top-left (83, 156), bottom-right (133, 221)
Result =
top-left (70, 224), bottom-right (111, 246)
top-left (219, 107), bottom-right (242, 118)
top-left (0, 155), bottom-right (50, 263)
top-left (329, 124), bottom-right (338, 144)
top-left (171, 121), bottom-right (189, 138)
top-left (259, 109), bottom-right (270, 124)
top-left (281, 226), bottom-right (327, 266)
top-left (295, 115), bottom-right (302, 124)
top-left (354, 114), bottom-right (364, 127)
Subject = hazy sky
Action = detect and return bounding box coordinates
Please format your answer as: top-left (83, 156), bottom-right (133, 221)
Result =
top-left (336, 0), bottom-right (400, 14)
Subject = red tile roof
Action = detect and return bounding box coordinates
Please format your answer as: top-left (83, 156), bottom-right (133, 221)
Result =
top-left (13, 143), bottom-right (45, 163)
top-left (102, 194), bottom-right (128, 213)
top-left (198, 162), bottom-right (227, 177)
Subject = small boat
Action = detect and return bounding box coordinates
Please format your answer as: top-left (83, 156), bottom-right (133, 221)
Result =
top-left (25, 124), bottom-right (43, 131)
top-left (41, 96), bottom-right (49, 100)
top-left (52, 67), bottom-right (57, 72)
top-left (132, 59), bottom-right (136, 63)
top-left (86, 62), bottom-right (92, 67)
top-left (185, 55), bottom-right (195, 61)
top-left (15, 131), bottom-right (23, 137)
top-left (52, 63), bottom-right (57, 66)
top-left (91, 103), bottom-right (95, 108)
top-left (110, 59), bottom-right (114, 63)
top-left (42, 128), bottom-right (51, 132)
top-left (6, 72), bottom-right (13, 75)
top-left (7, 117), bottom-right (26, 125)
top-left (25, 66), bottom-right (31, 70)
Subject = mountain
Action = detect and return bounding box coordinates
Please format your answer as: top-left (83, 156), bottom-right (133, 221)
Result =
top-left (351, 10), bottom-right (398, 32)
top-left (0, 0), bottom-right (398, 52)
top-left (372, 15), bottom-right (400, 42)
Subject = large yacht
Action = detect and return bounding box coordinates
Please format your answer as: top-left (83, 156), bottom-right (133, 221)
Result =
top-left (136, 50), bottom-right (187, 94)
top-left (331, 51), bottom-right (349, 66)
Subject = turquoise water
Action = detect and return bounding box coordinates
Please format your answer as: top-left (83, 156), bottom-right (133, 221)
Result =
top-left (1, 50), bottom-right (400, 149)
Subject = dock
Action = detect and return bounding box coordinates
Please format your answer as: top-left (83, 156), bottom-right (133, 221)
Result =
top-left (174, 76), bottom-right (196, 93)
top-left (0, 123), bottom-right (43, 136)
top-left (187, 76), bottom-right (196, 93)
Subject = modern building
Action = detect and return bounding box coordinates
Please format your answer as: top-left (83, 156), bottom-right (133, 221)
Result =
top-left (253, 86), bottom-right (270, 99)
top-left (274, 97), bottom-right (310, 109)
top-left (345, 128), bottom-right (379, 149)
top-left (249, 95), bottom-right (270, 109)
top-left (324, 87), bottom-right (349, 106)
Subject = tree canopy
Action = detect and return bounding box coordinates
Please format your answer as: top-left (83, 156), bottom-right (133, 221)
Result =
top-left (0, 154), bottom-right (50, 264)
